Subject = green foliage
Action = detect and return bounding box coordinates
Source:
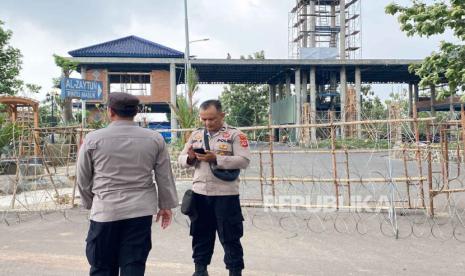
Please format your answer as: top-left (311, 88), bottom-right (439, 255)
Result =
top-left (0, 115), bottom-right (22, 155)
top-left (54, 54), bottom-right (79, 123)
top-left (220, 51), bottom-right (269, 127)
top-left (386, 1), bottom-right (465, 98)
top-left (53, 54), bottom-right (78, 78)
top-left (24, 83), bottom-right (41, 94)
top-left (221, 84), bottom-right (269, 126)
top-left (170, 95), bottom-right (200, 129)
top-left (0, 20), bottom-right (23, 95)
top-left (361, 85), bottom-right (388, 119)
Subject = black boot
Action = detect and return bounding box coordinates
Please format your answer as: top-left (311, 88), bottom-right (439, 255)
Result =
top-left (192, 264), bottom-right (209, 276)
top-left (229, 269), bottom-right (242, 276)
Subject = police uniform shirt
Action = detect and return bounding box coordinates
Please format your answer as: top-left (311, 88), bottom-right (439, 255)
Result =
top-left (77, 120), bottom-right (179, 222)
top-left (178, 123), bottom-right (251, 196)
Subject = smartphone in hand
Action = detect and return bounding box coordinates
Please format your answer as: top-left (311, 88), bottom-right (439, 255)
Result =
top-left (193, 148), bottom-right (206, 154)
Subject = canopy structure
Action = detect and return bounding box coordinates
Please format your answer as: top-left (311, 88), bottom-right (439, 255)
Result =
top-left (0, 95), bottom-right (40, 155)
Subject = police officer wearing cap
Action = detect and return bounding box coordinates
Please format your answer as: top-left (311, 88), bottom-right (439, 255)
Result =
top-left (178, 100), bottom-right (251, 276)
top-left (77, 92), bottom-right (178, 276)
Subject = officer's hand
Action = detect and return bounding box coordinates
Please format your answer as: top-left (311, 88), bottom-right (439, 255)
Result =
top-left (195, 150), bottom-right (217, 163)
top-left (156, 209), bottom-right (172, 229)
top-left (187, 145), bottom-right (196, 162)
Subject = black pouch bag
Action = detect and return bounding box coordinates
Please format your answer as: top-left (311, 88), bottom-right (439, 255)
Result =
top-left (204, 129), bottom-right (240, 182)
top-left (181, 189), bottom-right (194, 216)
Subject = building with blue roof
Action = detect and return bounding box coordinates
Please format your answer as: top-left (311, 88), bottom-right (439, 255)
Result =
top-left (67, 34), bottom-right (441, 142)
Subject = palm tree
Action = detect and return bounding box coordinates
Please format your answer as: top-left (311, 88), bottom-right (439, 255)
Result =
top-left (169, 95), bottom-right (199, 142)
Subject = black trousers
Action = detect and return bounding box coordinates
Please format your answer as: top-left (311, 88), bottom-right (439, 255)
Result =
top-left (85, 215), bottom-right (152, 276)
top-left (189, 192), bottom-right (244, 271)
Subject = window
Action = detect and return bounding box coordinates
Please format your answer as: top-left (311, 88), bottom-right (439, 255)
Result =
top-left (109, 73), bottom-right (151, 96)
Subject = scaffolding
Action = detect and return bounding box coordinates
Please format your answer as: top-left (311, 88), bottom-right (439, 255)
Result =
top-left (288, 0), bottom-right (362, 59)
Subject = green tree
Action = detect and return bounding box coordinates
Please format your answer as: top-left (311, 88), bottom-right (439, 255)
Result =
top-left (386, 1), bottom-right (465, 99)
top-left (220, 51), bottom-right (269, 127)
top-left (53, 54), bottom-right (78, 123)
top-left (0, 20), bottom-right (22, 95)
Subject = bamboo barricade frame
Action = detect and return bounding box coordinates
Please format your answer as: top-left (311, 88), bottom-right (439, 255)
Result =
top-left (5, 115), bottom-right (465, 217)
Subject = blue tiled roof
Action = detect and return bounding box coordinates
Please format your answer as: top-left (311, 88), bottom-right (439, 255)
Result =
top-left (68, 35), bottom-right (184, 58)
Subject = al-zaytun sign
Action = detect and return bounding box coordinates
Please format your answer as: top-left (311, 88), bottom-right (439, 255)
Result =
top-left (61, 78), bottom-right (103, 100)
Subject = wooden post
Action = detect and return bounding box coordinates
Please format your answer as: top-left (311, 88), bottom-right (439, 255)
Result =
top-left (71, 128), bottom-right (83, 208)
top-left (426, 123), bottom-right (434, 216)
top-left (330, 111), bottom-right (339, 209)
top-left (344, 147), bottom-right (351, 207)
top-left (268, 114), bottom-right (276, 197)
top-left (443, 127), bottom-right (450, 202)
top-left (10, 126), bottom-right (24, 209)
top-left (402, 144), bottom-right (412, 208)
top-left (412, 105), bottom-right (426, 208)
top-left (259, 152), bottom-right (264, 202)
top-left (461, 105), bottom-right (465, 173)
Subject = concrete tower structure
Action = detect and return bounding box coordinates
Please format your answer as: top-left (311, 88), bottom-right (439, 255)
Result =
top-left (288, 0), bottom-right (362, 139)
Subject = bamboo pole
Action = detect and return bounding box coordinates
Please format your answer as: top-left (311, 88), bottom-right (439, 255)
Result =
top-left (444, 128), bottom-right (450, 191)
top-left (412, 106), bottom-right (426, 208)
top-left (250, 148), bottom-right (421, 154)
top-left (71, 128), bottom-right (83, 208)
top-left (268, 114), bottom-right (276, 197)
top-left (259, 152), bottom-right (264, 203)
top-left (441, 128), bottom-right (451, 204)
top-left (10, 125), bottom-right (24, 209)
top-left (344, 147), bottom-right (351, 207)
top-left (330, 111), bottom-right (340, 209)
top-left (174, 176), bottom-right (426, 183)
top-left (156, 117), bottom-right (437, 133)
top-left (240, 202), bottom-right (427, 210)
top-left (426, 123), bottom-right (434, 217)
top-left (431, 188), bottom-right (465, 195)
top-left (402, 144), bottom-right (412, 208)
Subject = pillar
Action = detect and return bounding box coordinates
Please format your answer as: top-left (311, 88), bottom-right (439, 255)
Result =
top-left (339, 0), bottom-right (346, 59)
top-left (408, 83), bottom-right (413, 118)
top-left (310, 66), bottom-right (317, 142)
top-left (270, 84), bottom-right (278, 141)
top-left (33, 105), bottom-right (39, 156)
top-left (330, 4), bottom-right (337, 47)
top-left (170, 63), bottom-right (178, 143)
top-left (340, 66), bottom-right (347, 138)
top-left (270, 84), bottom-right (276, 104)
top-left (295, 69), bottom-right (301, 141)
top-left (80, 66), bottom-right (87, 128)
top-left (302, 4), bottom-right (308, 48)
top-left (302, 71), bottom-right (308, 103)
top-left (355, 66), bottom-right (362, 138)
top-left (309, 0), bottom-right (316, 47)
top-left (430, 85), bottom-right (436, 117)
top-left (278, 83), bottom-right (284, 100)
top-left (286, 73), bottom-right (291, 97)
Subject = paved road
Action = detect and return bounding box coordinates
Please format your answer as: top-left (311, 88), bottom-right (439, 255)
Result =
top-left (0, 209), bottom-right (464, 276)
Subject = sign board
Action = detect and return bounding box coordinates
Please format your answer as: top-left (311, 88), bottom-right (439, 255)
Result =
top-left (61, 78), bottom-right (103, 100)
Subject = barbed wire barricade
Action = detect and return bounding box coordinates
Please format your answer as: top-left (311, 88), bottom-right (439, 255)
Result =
top-left (1, 113), bottom-right (465, 241)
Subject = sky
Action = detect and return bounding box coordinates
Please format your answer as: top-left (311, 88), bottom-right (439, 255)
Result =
top-left (0, 0), bottom-right (457, 104)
